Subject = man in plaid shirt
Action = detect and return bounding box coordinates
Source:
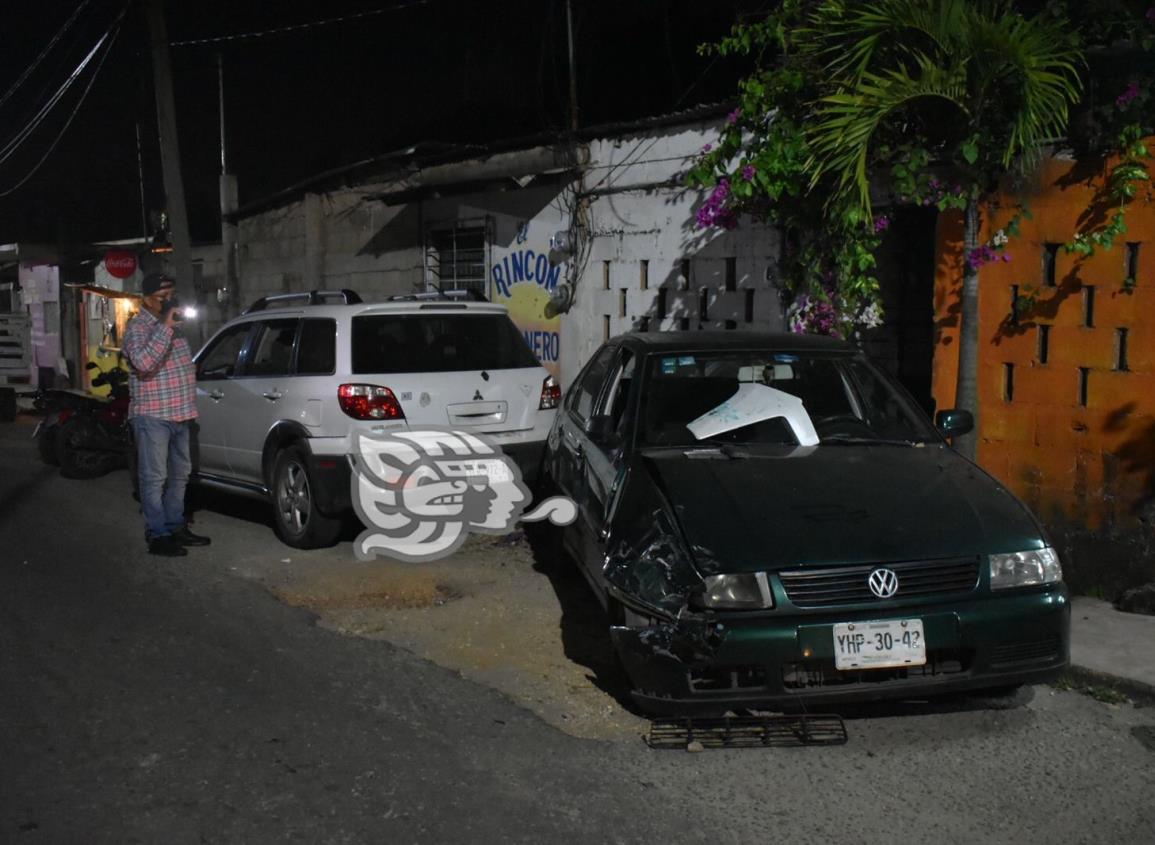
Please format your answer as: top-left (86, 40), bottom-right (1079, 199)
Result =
top-left (123, 272), bottom-right (210, 556)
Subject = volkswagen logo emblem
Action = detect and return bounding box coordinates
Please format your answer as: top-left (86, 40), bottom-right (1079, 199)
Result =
top-left (868, 568), bottom-right (899, 599)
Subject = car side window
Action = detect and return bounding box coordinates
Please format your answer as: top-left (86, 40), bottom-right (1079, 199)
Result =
top-left (297, 319), bottom-right (336, 375)
top-left (598, 351), bottom-right (636, 435)
top-left (245, 319), bottom-right (299, 376)
top-left (571, 346), bottom-right (616, 425)
top-left (196, 323), bottom-right (251, 380)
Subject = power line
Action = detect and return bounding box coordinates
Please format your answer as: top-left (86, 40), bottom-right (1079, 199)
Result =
top-left (170, 1), bottom-right (430, 47)
top-left (0, 22), bottom-right (114, 167)
top-left (0, 7), bottom-right (126, 197)
top-left (0, 0), bottom-right (94, 111)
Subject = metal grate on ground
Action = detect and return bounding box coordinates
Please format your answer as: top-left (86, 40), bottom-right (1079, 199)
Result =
top-left (647, 714), bottom-right (848, 750)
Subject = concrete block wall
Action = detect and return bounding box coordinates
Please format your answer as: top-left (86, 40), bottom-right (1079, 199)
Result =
top-left (561, 126), bottom-right (784, 385)
top-left (231, 188), bottom-right (425, 314)
top-left (933, 148), bottom-right (1155, 589)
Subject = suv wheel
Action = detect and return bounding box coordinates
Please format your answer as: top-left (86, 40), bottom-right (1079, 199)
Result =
top-left (271, 444), bottom-right (341, 549)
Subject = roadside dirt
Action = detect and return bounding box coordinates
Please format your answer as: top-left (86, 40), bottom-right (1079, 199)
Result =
top-left (246, 529), bottom-right (650, 743)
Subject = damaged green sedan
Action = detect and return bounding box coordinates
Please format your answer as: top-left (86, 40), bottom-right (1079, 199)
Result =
top-left (542, 333), bottom-right (1069, 715)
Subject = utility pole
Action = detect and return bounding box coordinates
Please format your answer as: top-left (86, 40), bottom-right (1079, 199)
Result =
top-left (134, 121), bottom-right (148, 241)
top-left (566, 0), bottom-right (579, 132)
top-left (144, 0), bottom-right (199, 340)
top-left (218, 52), bottom-right (239, 319)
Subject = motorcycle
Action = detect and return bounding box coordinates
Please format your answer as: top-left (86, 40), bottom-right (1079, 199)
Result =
top-left (34, 361), bottom-right (134, 480)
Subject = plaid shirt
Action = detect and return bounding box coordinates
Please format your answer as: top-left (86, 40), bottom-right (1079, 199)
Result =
top-left (123, 308), bottom-right (198, 421)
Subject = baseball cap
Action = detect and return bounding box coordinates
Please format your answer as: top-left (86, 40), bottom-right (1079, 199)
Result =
top-left (141, 272), bottom-right (176, 296)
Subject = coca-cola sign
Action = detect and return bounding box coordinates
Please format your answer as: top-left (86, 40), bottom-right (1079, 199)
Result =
top-left (104, 250), bottom-right (137, 279)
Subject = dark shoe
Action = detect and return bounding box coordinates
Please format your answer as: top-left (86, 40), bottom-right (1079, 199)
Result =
top-left (148, 535), bottom-right (188, 557)
top-left (172, 526), bottom-right (211, 547)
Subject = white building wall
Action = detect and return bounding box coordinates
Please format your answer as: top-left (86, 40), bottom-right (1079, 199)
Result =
top-left (560, 123), bottom-right (784, 385)
top-left (224, 115), bottom-right (785, 386)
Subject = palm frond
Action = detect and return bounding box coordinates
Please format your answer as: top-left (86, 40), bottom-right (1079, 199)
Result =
top-left (798, 0), bottom-right (1084, 211)
top-left (966, 13), bottom-right (1083, 164)
top-left (806, 57), bottom-right (970, 209)
top-left (802, 0), bottom-right (970, 82)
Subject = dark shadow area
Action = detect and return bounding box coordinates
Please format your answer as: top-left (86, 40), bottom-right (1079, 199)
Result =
top-left (523, 521), bottom-right (646, 717)
top-left (357, 182), bottom-right (567, 258)
top-left (1032, 401), bottom-right (1155, 598)
top-left (796, 684), bottom-right (1036, 720)
top-left (932, 209), bottom-right (964, 340)
top-left (186, 483), bottom-right (363, 545)
top-left (866, 206), bottom-right (938, 414)
top-left (741, 684), bottom-right (1036, 721)
top-left (1053, 152), bottom-right (1113, 231)
top-left (1103, 402), bottom-right (1155, 516)
top-left (992, 265), bottom-right (1084, 345)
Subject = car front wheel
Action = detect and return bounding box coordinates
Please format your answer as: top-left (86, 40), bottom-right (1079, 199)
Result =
top-left (271, 444), bottom-right (342, 549)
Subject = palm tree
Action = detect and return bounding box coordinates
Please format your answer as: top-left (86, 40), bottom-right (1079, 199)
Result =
top-left (804, 0), bottom-right (1083, 460)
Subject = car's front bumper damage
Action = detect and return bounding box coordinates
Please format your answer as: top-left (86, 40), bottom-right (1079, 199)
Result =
top-left (596, 466), bottom-right (1071, 716)
top-left (611, 588), bottom-right (1070, 715)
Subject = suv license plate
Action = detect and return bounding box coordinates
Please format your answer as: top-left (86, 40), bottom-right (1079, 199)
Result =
top-left (832, 619), bottom-right (926, 670)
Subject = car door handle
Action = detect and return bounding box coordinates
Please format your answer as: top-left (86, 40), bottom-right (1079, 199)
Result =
top-left (261, 390), bottom-right (283, 401)
top-left (208, 389), bottom-right (225, 401)
top-left (564, 434), bottom-right (583, 458)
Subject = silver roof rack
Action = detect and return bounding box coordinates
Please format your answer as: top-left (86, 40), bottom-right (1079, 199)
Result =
top-left (386, 289), bottom-right (487, 303)
top-left (243, 289), bottom-right (363, 314)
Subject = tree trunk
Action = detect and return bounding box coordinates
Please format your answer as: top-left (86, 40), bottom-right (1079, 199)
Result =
top-left (953, 199), bottom-right (981, 461)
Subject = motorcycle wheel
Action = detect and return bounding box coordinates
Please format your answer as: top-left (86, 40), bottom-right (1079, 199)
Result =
top-left (57, 418), bottom-right (115, 479)
top-left (37, 422), bottom-right (60, 466)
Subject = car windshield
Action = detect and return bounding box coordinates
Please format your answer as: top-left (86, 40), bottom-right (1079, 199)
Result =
top-left (638, 350), bottom-right (937, 447)
top-left (351, 313), bottom-right (540, 373)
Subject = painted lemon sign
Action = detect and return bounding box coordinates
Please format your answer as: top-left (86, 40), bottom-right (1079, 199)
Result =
top-left (490, 239), bottom-right (562, 377)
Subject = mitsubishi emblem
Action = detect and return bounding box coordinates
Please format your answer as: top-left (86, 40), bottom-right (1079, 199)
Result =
top-left (868, 568), bottom-right (899, 599)
top-left (473, 389), bottom-right (484, 401)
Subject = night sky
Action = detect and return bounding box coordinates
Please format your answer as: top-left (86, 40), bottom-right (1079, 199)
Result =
top-left (0, 0), bottom-right (764, 246)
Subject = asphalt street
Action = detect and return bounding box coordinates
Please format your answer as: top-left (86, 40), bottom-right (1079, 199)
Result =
top-left (2, 419), bottom-right (1154, 844)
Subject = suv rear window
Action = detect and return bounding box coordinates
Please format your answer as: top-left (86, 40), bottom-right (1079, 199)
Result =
top-left (351, 313), bottom-right (540, 374)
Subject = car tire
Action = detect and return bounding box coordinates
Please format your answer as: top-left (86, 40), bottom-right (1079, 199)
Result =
top-left (270, 444), bottom-right (342, 549)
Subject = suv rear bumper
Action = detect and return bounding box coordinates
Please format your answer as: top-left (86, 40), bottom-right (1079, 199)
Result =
top-left (303, 437), bottom-right (547, 515)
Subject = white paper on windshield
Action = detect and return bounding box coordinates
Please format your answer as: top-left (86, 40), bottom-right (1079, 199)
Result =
top-left (686, 383), bottom-right (820, 446)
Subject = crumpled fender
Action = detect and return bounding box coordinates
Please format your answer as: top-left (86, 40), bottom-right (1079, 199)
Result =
top-left (601, 457), bottom-right (729, 673)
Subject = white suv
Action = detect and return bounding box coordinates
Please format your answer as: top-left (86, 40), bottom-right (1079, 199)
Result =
top-left (192, 290), bottom-right (560, 548)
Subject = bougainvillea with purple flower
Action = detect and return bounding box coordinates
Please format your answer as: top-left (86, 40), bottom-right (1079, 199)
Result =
top-left (694, 179), bottom-right (738, 230)
top-left (1117, 81), bottom-right (1141, 108)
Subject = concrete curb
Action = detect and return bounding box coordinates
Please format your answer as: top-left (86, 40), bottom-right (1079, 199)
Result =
top-left (1065, 664), bottom-right (1155, 706)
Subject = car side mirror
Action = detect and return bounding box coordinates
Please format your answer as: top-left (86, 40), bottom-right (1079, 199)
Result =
top-left (586, 414), bottom-right (621, 449)
top-left (935, 409), bottom-right (974, 439)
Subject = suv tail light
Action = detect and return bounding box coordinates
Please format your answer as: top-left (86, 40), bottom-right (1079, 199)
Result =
top-left (338, 384), bottom-right (405, 420)
top-left (539, 375), bottom-right (561, 410)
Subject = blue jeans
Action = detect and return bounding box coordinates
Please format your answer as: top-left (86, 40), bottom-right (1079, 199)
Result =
top-left (131, 417), bottom-right (192, 540)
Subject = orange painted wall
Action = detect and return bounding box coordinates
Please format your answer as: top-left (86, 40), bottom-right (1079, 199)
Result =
top-left (932, 149), bottom-right (1155, 534)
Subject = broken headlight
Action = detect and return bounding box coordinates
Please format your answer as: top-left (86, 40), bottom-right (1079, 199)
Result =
top-left (989, 547), bottom-right (1062, 590)
top-left (699, 572), bottom-right (774, 610)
